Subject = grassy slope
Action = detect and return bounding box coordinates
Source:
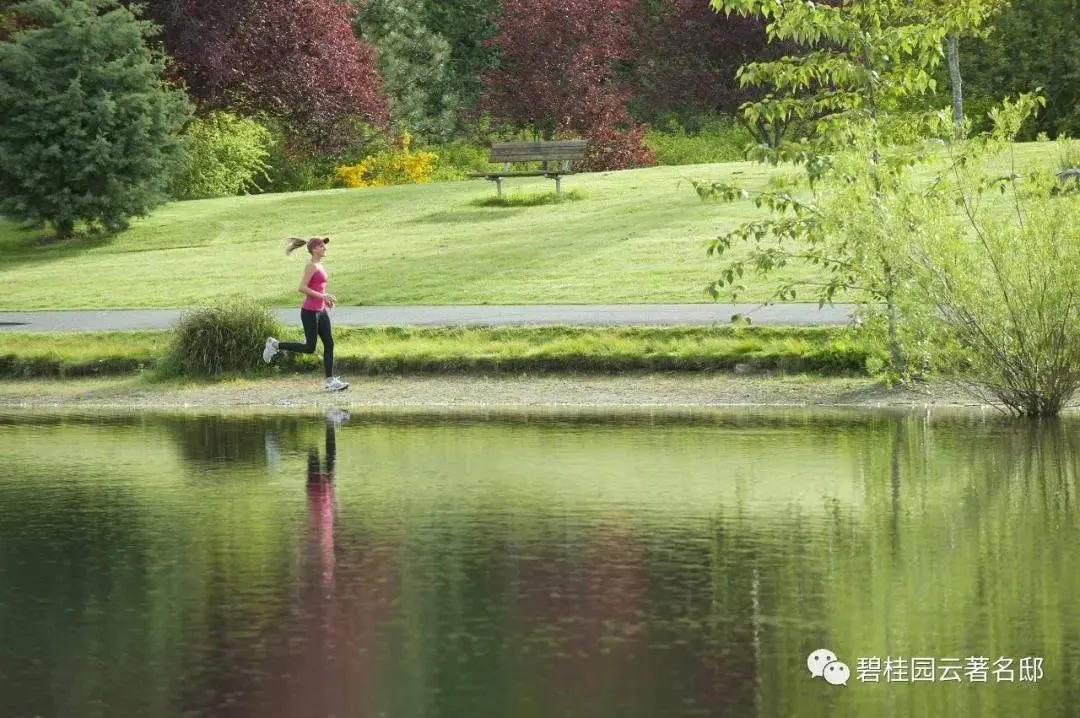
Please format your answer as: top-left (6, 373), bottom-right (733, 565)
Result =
top-left (0, 142), bottom-right (1064, 310)
top-left (0, 161), bottom-right (819, 309)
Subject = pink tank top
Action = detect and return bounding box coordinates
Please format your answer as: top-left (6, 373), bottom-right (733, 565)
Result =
top-left (302, 266), bottom-right (328, 311)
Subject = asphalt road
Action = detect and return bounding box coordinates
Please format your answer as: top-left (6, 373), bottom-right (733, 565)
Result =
top-left (0, 303), bottom-right (856, 332)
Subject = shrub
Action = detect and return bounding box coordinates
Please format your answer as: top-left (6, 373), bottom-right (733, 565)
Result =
top-left (917, 175), bottom-right (1080, 416)
top-left (914, 95), bottom-right (1080, 416)
top-left (645, 115), bottom-right (754, 165)
top-left (578, 125), bottom-right (658, 172)
top-left (335, 131), bottom-right (437, 187)
top-left (0, 0), bottom-right (192, 239)
top-left (258, 144), bottom-right (337, 193)
top-left (169, 111), bottom-right (272, 200)
top-left (159, 296), bottom-right (282, 379)
top-left (253, 117), bottom-right (384, 193)
top-left (1056, 136), bottom-right (1080, 172)
top-left (429, 141), bottom-right (493, 181)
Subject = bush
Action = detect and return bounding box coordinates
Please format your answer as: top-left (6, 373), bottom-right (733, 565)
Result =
top-left (645, 115), bottom-right (754, 165)
top-left (0, 0), bottom-right (192, 239)
top-left (1056, 136), bottom-right (1080, 172)
top-left (915, 96), bottom-right (1080, 416)
top-left (429, 141), bottom-right (493, 181)
top-left (335, 131), bottom-right (437, 187)
top-left (578, 125), bottom-right (658, 172)
top-left (169, 111), bottom-right (272, 200)
top-left (918, 177), bottom-right (1080, 416)
top-left (159, 296), bottom-right (283, 379)
top-left (253, 117), bottom-right (384, 193)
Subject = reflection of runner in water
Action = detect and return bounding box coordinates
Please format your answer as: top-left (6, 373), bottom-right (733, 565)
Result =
top-left (308, 410), bottom-right (348, 589)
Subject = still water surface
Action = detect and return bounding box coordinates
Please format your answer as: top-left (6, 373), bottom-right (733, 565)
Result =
top-left (0, 408), bottom-right (1077, 717)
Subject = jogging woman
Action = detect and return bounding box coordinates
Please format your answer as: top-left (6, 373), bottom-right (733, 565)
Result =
top-left (262, 236), bottom-right (349, 391)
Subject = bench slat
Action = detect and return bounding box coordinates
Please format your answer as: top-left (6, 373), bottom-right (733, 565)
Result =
top-left (489, 140), bottom-right (587, 162)
top-left (488, 152), bottom-right (585, 161)
top-left (468, 170), bottom-right (576, 178)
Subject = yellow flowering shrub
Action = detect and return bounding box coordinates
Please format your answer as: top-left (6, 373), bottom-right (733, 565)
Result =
top-left (335, 132), bottom-right (437, 188)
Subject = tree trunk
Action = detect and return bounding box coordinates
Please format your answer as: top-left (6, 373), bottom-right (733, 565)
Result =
top-left (946, 34), bottom-right (964, 137)
top-left (55, 217), bottom-right (75, 240)
top-left (883, 262), bottom-right (905, 377)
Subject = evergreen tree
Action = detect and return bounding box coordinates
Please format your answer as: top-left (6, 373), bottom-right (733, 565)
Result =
top-left (353, 0), bottom-right (458, 141)
top-left (424, 0), bottom-right (501, 132)
top-left (0, 0), bottom-right (192, 239)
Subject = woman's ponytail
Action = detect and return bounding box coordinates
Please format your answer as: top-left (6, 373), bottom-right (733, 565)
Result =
top-left (284, 237), bottom-right (306, 256)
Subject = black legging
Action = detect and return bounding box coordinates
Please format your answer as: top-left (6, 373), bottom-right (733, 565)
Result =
top-left (307, 422), bottom-right (336, 483)
top-left (279, 309), bottom-right (334, 378)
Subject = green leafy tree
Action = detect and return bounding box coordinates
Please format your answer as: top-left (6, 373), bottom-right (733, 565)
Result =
top-left (894, 0), bottom-right (1004, 136)
top-left (694, 0), bottom-right (959, 376)
top-left (352, 0), bottom-right (458, 141)
top-left (0, 0), bottom-right (191, 239)
top-left (169, 111), bottom-right (272, 200)
top-left (960, 0), bottom-right (1080, 139)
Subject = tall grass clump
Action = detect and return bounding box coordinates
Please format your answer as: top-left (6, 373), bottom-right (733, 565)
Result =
top-left (159, 296), bottom-right (282, 379)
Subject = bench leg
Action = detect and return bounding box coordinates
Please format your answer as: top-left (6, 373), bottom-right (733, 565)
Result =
top-left (555, 175), bottom-right (562, 195)
top-left (495, 177), bottom-right (503, 197)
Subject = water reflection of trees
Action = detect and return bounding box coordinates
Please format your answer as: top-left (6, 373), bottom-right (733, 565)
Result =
top-left (814, 415), bottom-right (1080, 717)
top-left (4, 412), bottom-right (1080, 716)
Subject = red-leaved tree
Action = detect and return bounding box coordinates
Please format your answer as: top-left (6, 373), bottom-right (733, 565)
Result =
top-left (480, 0), bottom-right (656, 171)
top-left (635, 0), bottom-right (780, 121)
top-left (143, 0), bottom-right (388, 153)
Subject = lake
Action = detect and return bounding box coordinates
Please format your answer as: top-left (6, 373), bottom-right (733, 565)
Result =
top-left (0, 407), bottom-right (1076, 717)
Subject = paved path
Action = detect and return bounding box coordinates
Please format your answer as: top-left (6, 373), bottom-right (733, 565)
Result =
top-left (0, 304), bottom-right (856, 332)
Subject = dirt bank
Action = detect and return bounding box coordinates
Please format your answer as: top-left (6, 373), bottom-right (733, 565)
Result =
top-left (0, 373), bottom-right (1009, 412)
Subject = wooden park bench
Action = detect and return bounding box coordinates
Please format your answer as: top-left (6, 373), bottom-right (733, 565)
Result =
top-left (469, 140), bottom-right (588, 197)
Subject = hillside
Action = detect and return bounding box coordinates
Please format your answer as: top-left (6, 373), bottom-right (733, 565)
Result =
top-left (0, 142), bottom-right (1065, 310)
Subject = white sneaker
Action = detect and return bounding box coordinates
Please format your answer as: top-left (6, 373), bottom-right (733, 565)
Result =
top-left (262, 337), bottom-right (279, 363)
top-left (325, 377), bottom-right (349, 392)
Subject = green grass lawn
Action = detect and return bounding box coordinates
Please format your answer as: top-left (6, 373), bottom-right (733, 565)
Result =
top-left (0, 326), bottom-right (871, 378)
top-left (0, 142), bottom-right (1067, 310)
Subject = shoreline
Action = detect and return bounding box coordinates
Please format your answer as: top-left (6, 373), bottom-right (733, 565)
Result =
top-left (0, 373), bottom-right (1034, 414)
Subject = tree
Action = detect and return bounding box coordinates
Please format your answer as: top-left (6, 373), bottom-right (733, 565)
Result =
top-left (959, 0), bottom-right (1080, 139)
top-left (893, 0), bottom-right (1005, 136)
top-left (352, 0), bottom-right (458, 142)
top-left (632, 0), bottom-right (794, 138)
top-left (424, 0), bottom-right (501, 133)
top-left (0, 0), bottom-right (192, 239)
top-left (141, 0), bottom-right (388, 153)
top-left (480, 0), bottom-right (656, 171)
top-left (694, 0), bottom-right (954, 375)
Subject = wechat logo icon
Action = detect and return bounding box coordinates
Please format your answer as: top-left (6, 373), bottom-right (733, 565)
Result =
top-left (808, 648), bottom-right (850, 686)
